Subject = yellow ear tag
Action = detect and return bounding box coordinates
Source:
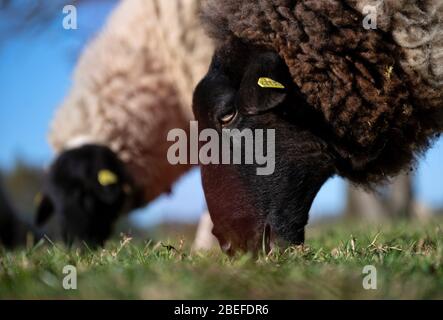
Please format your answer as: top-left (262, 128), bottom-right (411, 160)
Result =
top-left (257, 77), bottom-right (285, 89)
top-left (98, 170), bottom-right (118, 187)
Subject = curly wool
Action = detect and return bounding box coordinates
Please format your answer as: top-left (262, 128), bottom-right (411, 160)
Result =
top-left (50, 0), bottom-right (213, 202)
top-left (349, 0), bottom-right (443, 86)
top-left (201, 0), bottom-right (443, 186)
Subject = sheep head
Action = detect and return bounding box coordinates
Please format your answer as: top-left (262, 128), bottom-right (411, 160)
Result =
top-left (193, 42), bottom-right (336, 253)
top-left (36, 145), bottom-right (142, 247)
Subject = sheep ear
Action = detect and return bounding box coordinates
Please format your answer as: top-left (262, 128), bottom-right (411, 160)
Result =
top-left (35, 193), bottom-right (54, 226)
top-left (238, 76), bottom-right (287, 115)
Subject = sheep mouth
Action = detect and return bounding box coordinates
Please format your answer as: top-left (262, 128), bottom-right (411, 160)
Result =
top-left (216, 221), bottom-right (299, 255)
top-left (263, 223), bottom-right (305, 253)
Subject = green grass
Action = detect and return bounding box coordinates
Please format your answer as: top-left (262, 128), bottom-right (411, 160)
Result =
top-left (1, 219), bottom-right (442, 299)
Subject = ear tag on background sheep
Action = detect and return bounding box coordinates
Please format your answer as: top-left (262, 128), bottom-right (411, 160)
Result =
top-left (257, 77), bottom-right (285, 89)
top-left (98, 169), bottom-right (118, 187)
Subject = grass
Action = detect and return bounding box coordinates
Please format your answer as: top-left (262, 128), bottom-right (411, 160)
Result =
top-left (0, 219), bottom-right (442, 299)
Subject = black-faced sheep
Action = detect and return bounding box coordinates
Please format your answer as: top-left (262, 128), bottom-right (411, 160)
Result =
top-left (193, 0), bottom-right (443, 253)
top-left (37, 0), bottom-right (213, 246)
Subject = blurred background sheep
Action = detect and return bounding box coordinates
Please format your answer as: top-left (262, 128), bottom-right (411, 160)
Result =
top-left (36, 0), bottom-right (215, 246)
top-left (0, 0), bottom-right (442, 250)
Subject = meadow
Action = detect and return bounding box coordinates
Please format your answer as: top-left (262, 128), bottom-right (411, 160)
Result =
top-left (0, 219), bottom-right (442, 299)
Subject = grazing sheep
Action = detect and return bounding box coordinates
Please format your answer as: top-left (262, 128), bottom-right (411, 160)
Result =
top-left (37, 0), bottom-right (213, 245)
top-left (193, 0), bottom-right (443, 253)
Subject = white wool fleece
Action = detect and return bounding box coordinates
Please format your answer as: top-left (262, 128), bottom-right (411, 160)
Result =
top-left (49, 0), bottom-right (213, 202)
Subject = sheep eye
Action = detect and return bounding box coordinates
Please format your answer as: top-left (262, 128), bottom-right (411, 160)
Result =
top-left (219, 109), bottom-right (238, 127)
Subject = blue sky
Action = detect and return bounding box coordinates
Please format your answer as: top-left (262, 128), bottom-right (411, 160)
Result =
top-left (0, 2), bottom-right (441, 226)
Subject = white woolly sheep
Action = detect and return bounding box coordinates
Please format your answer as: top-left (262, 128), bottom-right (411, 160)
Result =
top-left (36, 0), bottom-right (214, 246)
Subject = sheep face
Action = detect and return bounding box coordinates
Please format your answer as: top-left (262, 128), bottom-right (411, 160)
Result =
top-left (193, 43), bottom-right (335, 254)
top-left (36, 145), bottom-right (139, 247)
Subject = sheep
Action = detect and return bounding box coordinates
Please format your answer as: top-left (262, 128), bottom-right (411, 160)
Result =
top-left (192, 0), bottom-right (443, 253)
top-left (37, 0), bottom-right (213, 246)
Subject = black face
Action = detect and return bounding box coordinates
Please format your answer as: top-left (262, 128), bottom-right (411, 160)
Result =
top-left (193, 42), bottom-right (336, 254)
top-left (36, 144), bottom-right (139, 247)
